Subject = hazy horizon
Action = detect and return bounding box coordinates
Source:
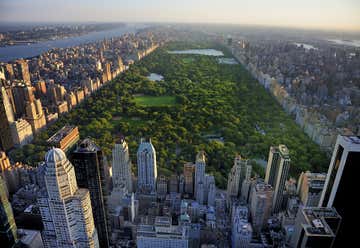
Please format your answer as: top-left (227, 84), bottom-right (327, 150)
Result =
top-left (1, 0), bottom-right (360, 32)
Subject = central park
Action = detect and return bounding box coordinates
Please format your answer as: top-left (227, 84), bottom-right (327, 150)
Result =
top-left (10, 42), bottom-right (329, 188)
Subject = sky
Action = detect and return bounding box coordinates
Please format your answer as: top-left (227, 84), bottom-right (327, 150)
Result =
top-left (1, 0), bottom-right (360, 31)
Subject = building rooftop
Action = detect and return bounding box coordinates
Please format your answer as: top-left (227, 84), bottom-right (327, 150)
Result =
top-left (47, 125), bottom-right (78, 144)
top-left (75, 138), bottom-right (100, 153)
top-left (45, 147), bottom-right (66, 163)
top-left (302, 207), bottom-right (341, 236)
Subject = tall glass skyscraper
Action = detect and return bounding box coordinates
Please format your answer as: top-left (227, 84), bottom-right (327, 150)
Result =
top-left (0, 175), bottom-right (17, 247)
top-left (70, 139), bottom-right (110, 248)
top-left (320, 135), bottom-right (360, 246)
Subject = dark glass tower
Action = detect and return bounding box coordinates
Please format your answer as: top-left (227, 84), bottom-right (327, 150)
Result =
top-left (0, 176), bottom-right (17, 247)
top-left (320, 135), bottom-right (360, 246)
top-left (70, 138), bottom-right (110, 248)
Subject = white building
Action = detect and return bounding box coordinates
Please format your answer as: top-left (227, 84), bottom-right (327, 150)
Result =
top-left (38, 148), bottom-right (99, 248)
top-left (112, 137), bottom-right (133, 193)
top-left (137, 138), bottom-right (157, 193)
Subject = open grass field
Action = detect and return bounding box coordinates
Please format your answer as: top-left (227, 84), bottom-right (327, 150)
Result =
top-left (133, 95), bottom-right (176, 107)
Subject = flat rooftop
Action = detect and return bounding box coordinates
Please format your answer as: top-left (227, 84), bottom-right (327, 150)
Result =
top-left (302, 207), bottom-right (341, 236)
top-left (47, 125), bottom-right (78, 143)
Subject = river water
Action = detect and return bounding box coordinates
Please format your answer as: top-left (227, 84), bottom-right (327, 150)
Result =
top-left (0, 24), bottom-right (145, 62)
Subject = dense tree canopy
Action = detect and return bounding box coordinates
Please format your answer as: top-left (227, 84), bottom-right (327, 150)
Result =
top-left (10, 42), bottom-right (329, 189)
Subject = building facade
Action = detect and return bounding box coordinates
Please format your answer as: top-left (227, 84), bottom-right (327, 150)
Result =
top-left (194, 151), bottom-right (206, 205)
top-left (319, 135), bottom-right (360, 246)
top-left (38, 148), bottom-right (99, 248)
top-left (70, 139), bottom-right (110, 248)
top-left (137, 138), bottom-right (157, 193)
top-left (112, 137), bottom-right (133, 193)
top-left (265, 145), bottom-right (291, 213)
top-left (0, 175), bottom-right (18, 247)
top-left (297, 171), bottom-right (326, 207)
top-left (250, 182), bottom-right (273, 233)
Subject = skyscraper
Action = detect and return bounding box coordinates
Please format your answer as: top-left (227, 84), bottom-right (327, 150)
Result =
top-left (226, 155), bottom-right (251, 207)
top-left (25, 98), bottom-right (46, 134)
top-left (137, 138), bottom-right (157, 193)
top-left (265, 145), bottom-right (290, 213)
top-left (194, 151), bottom-right (206, 204)
top-left (16, 59), bottom-right (31, 86)
top-left (250, 182), bottom-right (273, 233)
top-left (183, 163), bottom-right (195, 195)
top-left (0, 175), bottom-right (18, 247)
top-left (38, 148), bottom-right (99, 248)
top-left (206, 175), bottom-right (216, 207)
top-left (319, 135), bottom-right (360, 246)
top-left (231, 205), bottom-right (252, 248)
top-left (70, 139), bottom-right (110, 248)
top-left (0, 86), bottom-right (15, 151)
top-left (297, 171), bottom-right (326, 207)
top-left (112, 137), bottom-right (133, 193)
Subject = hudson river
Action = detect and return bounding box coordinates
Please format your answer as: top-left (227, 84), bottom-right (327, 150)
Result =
top-left (0, 24), bottom-right (144, 62)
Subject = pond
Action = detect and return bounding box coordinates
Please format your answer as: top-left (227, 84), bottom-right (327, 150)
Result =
top-left (218, 58), bottom-right (238, 64)
top-left (168, 49), bottom-right (224, 56)
top-left (147, 73), bottom-right (164, 81)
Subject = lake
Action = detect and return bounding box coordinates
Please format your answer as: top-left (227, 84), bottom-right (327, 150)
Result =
top-left (168, 49), bottom-right (224, 56)
top-left (147, 73), bottom-right (164, 81)
top-left (0, 24), bottom-right (145, 62)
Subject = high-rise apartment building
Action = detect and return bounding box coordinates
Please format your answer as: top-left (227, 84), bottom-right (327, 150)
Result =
top-left (25, 98), bottom-right (46, 134)
top-left (10, 119), bottom-right (33, 147)
top-left (265, 145), bottom-right (290, 213)
top-left (0, 86), bottom-right (15, 151)
top-left (137, 138), bottom-right (157, 193)
top-left (226, 155), bottom-right (251, 207)
top-left (112, 137), bottom-right (133, 193)
top-left (38, 148), bottom-right (99, 248)
top-left (195, 151), bottom-right (206, 204)
top-left (250, 182), bottom-right (273, 233)
top-left (319, 135), bottom-right (360, 246)
top-left (297, 171), bottom-right (326, 207)
top-left (16, 59), bottom-right (31, 86)
top-left (169, 174), bottom-right (179, 193)
top-left (70, 139), bottom-right (110, 248)
top-left (206, 175), bottom-right (216, 207)
top-left (156, 175), bottom-right (168, 196)
top-left (183, 163), bottom-right (195, 195)
top-left (232, 205), bottom-right (252, 248)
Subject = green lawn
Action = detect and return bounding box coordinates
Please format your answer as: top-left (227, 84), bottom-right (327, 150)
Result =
top-left (182, 57), bottom-right (195, 63)
top-left (134, 95), bottom-right (176, 107)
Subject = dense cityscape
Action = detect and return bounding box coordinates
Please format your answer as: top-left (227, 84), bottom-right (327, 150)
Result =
top-left (0, 1), bottom-right (360, 248)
